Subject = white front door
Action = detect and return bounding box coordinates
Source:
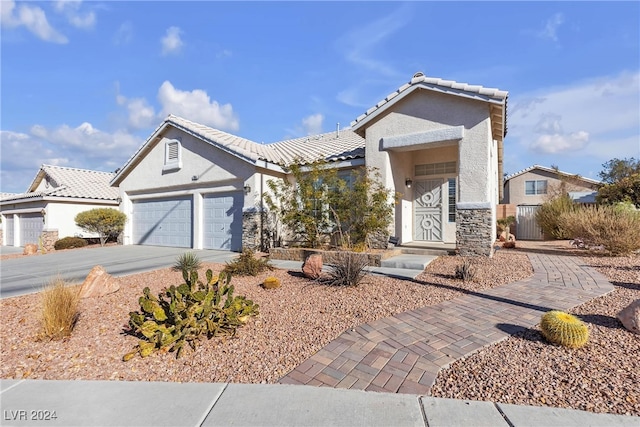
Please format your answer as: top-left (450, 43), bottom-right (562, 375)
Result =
top-left (414, 179), bottom-right (443, 241)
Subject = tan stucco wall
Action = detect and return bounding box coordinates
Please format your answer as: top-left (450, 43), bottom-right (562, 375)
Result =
top-left (362, 90), bottom-right (496, 245)
top-left (504, 169), bottom-right (598, 206)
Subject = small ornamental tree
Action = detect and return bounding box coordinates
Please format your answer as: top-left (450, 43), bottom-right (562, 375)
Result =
top-left (264, 160), bottom-right (395, 249)
top-left (264, 161), bottom-right (339, 248)
top-left (75, 208), bottom-right (127, 246)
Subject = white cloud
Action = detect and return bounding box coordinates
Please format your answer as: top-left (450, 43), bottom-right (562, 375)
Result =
top-left (161, 26), bottom-right (184, 56)
top-left (1, 0), bottom-right (68, 43)
top-left (508, 70), bottom-right (640, 160)
top-left (538, 12), bottom-right (564, 42)
top-left (531, 131), bottom-right (589, 154)
top-left (335, 3), bottom-right (413, 108)
top-left (116, 91), bottom-right (157, 130)
top-left (157, 81), bottom-right (239, 131)
top-left (113, 21), bottom-right (133, 45)
top-left (54, 0), bottom-right (95, 29)
top-left (301, 114), bottom-right (324, 135)
top-left (337, 4), bottom-right (412, 77)
top-left (1, 125), bottom-right (141, 193)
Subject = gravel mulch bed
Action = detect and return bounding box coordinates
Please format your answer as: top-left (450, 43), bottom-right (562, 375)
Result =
top-left (1, 242), bottom-right (638, 417)
top-left (430, 245), bottom-right (640, 417)
top-left (0, 251), bottom-right (530, 385)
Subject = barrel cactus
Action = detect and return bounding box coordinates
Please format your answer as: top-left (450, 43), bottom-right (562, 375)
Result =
top-left (262, 276), bottom-right (281, 289)
top-left (540, 310), bottom-right (589, 349)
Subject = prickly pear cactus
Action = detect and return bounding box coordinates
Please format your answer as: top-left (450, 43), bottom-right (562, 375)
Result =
top-left (262, 276), bottom-right (281, 289)
top-left (123, 268), bottom-right (259, 361)
top-left (540, 310), bottom-right (589, 349)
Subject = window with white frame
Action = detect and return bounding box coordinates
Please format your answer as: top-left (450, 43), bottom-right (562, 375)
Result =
top-left (525, 179), bottom-right (547, 195)
top-left (163, 139), bottom-right (182, 171)
top-left (448, 178), bottom-right (456, 222)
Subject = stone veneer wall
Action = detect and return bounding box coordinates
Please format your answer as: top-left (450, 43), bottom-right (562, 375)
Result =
top-left (456, 208), bottom-right (494, 257)
top-left (41, 229), bottom-right (59, 252)
top-left (242, 210), bottom-right (261, 251)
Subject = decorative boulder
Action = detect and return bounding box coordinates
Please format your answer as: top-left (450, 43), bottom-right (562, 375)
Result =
top-left (302, 254), bottom-right (323, 279)
top-left (617, 299), bottom-right (640, 334)
top-left (79, 265), bottom-right (120, 299)
top-left (23, 243), bottom-right (38, 255)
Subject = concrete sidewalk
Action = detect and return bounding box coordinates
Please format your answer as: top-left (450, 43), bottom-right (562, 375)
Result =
top-left (1, 380), bottom-right (636, 427)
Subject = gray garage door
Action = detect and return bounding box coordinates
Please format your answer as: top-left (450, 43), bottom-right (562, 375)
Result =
top-left (132, 197), bottom-right (192, 247)
top-left (5, 214), bottom-right (14, 246)
top-left (516, 205), bottom-right (544, 241)
top-left (203, 192), bottom-right (242, 251)
top-left (21, 212), bottom-right (44, 245)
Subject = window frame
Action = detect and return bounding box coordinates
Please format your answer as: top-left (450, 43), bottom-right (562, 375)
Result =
top-left (525, 179), bottom-right (547, 195)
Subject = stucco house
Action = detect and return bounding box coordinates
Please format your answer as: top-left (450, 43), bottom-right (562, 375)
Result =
top-left (111, 72), bottom-right (508, 256)
top-left (503, 165), bottom-right (600, 240)
top-left (1, 165), bottom-right (120, 249)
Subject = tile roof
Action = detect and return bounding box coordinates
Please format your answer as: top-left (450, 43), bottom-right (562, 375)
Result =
top-left (168, 114), bottom-right (365, 166)
top-left (504, 164), bottom-right (601, 184)
top-left (2, 165), bottom-right (119, 202)
top-left (351, 72), bottom-right (508, 140)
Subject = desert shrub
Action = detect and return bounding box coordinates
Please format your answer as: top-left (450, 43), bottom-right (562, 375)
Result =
top-left (454, 258), bottom-right (476, 281)
top-left (536, 194), bottom-right (577, 239)
top-left (54, 236), bottom-right (88, 250)
top-left (558, 205), bottom-right (640, 256)
top-left (540, 310), bottom-right (589, 349)
top-left (223, 248), bottom-right (273, 277)
top-left (324, 251), bottom-right (369, 287)
top-left (173, 252), bottom-right (202, 276)
top-left (124, 268), bottom-right (259, 361)
top-left (40, 278), bottom-right (80, 340)
top-left (262, 276), bottom-right (281, 289)
top-left (75, 208), bottom-right (127, 246)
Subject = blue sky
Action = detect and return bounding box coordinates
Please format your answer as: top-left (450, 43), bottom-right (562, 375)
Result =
top-left (1, 1), bottom-right (639, 194)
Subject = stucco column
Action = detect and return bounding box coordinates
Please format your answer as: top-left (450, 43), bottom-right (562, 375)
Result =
top-left (456, 120), bottom-right (496, 256)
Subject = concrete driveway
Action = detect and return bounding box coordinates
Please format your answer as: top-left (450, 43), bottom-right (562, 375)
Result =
top-left (0, 245), bottom-right (239, 299)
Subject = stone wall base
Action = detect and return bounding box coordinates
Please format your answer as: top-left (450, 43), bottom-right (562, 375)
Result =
top-left (41, 229), bottom-right (59, 252)
top-left (242, 210), bottom-right (262, 251)
top-left (456, 208), bottom-right (494, 257)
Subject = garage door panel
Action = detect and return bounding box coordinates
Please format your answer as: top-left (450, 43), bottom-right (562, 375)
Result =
top-left (5, 215), bottom-right (14, 246)
top-left (203, 193), bottom-right (242, 251)
top-left (132, 197), bottom-right (192, 248)
top-left (21, 213), bottom-right (44, 245)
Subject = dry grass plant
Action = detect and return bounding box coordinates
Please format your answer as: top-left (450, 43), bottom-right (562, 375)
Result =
top-left (39, 277), bottom-right (80, 340)
top-left (559, 205), bottom-right (640, 255)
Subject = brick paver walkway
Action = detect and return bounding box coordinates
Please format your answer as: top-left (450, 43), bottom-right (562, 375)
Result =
top-left (279, 253), bottom-right (613, 394)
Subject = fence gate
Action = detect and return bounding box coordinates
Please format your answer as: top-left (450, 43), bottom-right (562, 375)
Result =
top-left (516, 205), bottom-right (543, 240)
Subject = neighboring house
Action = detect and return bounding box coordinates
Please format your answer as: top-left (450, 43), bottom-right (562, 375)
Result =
top-left (111, 72), bottom-right (508, 256)
top-left (1, 165), bottom-right (120, 249)
top-left (502, 165), bottom-right (600, 240)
